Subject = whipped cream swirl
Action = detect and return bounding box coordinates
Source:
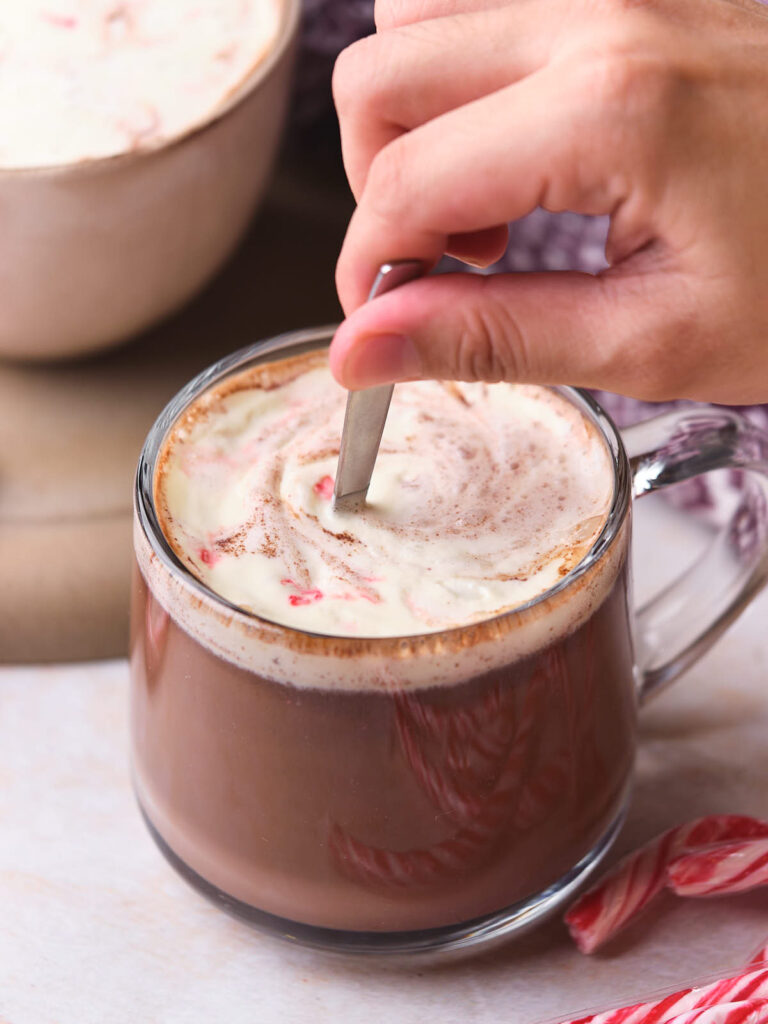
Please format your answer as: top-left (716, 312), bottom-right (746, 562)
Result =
top-left (156, 351), bottom-right (614, 638)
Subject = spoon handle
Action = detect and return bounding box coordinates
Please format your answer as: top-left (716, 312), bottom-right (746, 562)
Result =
top-left (333, 260), bottom-right (424, 512)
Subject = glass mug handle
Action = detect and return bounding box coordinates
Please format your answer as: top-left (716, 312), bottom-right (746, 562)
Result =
top-left (622, 406), bottom-right (768, 705)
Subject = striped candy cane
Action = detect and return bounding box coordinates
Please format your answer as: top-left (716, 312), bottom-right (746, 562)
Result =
top-left (513, 755), bottom-right (569, 830)
top-left (330, 665), bottom-right (566, 889)
top-left (562, 969), bottom-right (768, 1024)
top-left (565, 816), bottom-right (768, 953)
top-left (328, 819), bottom-right (493, 888)
top-left (661, 1001), bottom-right (768, 1024)
top-left (669, 838), bottom-right (768, 897)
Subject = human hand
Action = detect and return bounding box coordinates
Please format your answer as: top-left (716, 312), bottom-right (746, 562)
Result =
top-left (329, 0), bottom-right (768, 404)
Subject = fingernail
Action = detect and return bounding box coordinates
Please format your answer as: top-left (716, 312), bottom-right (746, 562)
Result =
top-left (456, 254), bottom-right (486, 268)
top-left (343, 334), bottom-right (422, 388)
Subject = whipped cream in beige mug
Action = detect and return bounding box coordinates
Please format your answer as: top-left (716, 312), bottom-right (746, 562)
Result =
top-left (0, 0), bottom-right (281, 168)
top-left (0, 0), bottom-right (299, 361)
top-left (131, 326), bottom-right (768, 956)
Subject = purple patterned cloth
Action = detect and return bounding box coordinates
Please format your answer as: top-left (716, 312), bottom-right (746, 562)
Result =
top-left (294, 1), bottom-right (768, 520)
top-left (294, 0), bottom-right (374, 123)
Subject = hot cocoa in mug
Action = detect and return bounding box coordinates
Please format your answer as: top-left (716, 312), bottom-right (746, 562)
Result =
top-left (131, 326), bottom-right (768, 956)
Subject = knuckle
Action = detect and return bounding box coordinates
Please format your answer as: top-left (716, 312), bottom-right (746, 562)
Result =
top-left (584, 46), bottom-right (680, 123)
top-left (566, 5), bottom-right (681, 122)
top-left (364, 142), bottom-right (410, 223)
top-left (333, 34), bottom-right (405, 129)
top-left (451, 284), bottom-right (530, 383)
top-left (332, 39), bottom-right (373, 116)
top-left (582, 52), bottom-right (641, 111)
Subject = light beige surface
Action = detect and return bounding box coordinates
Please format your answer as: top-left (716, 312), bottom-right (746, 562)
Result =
top-left (1, 499), bottom-right (767, 1024)
top-left (0, 151), bottom-right (354, 662)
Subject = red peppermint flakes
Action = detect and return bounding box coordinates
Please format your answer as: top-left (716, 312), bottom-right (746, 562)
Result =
top-left (281, 578), bottom-right (324, 606)
top-left (42, 11), bottom-right (78, 28)
top-left (198, 547), bottom-right (220, 567)
top-left (313, 475), bottom-right (335, 500)
top-left (288, 589), bottom-right (324, 607)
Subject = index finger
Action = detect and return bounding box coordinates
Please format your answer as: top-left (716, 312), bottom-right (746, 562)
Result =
top-left (335, 60), bottom-right (635, 313)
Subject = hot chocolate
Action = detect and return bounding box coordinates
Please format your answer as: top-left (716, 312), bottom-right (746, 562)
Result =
top-left (131, 338), bottom-right (636, 947)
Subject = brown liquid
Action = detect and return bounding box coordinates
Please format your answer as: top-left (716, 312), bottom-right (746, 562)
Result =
top-left (130, 557), bottom-right (636, 934)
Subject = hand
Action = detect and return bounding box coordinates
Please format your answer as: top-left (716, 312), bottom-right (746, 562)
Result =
top-left (329, 0), bottom-right (768, 404)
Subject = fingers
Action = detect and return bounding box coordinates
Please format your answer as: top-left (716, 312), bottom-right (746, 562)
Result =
top-left (375, 0), bottom-right (514, 32)
top-left (446, 225), bottom-right (510, 267)
top-left (329, 268), bottom-right (692, 400)
top-left (335, 63), bottom-right (635, 313)
top-left (333, 7), bottom-right (553, 200)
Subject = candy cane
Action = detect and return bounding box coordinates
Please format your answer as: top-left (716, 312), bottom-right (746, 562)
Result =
top-left (513, 754), bottom-right (569, 830)
top-left (394, 710), bottom-right (484, 825)
top-left (565, 816), bottom-right (768, 953)
top-left (328, 819), bottom-right (492, 888)
top-left (330, 670), bottom-right (557, 888)
top-left (393, 680), bottom-right (515, 747)
top-left (396, 665), bottom-right (547, 823)
top-left (668, 838), bottom-right (768, 897)
top-left (562, 969), bottom-right (768, 1024)
top-left (661, 1001), bottom-right (768, 1024)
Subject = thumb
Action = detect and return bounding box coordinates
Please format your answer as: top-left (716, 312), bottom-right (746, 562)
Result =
top-left (329, 270), bottom-right (684, 400)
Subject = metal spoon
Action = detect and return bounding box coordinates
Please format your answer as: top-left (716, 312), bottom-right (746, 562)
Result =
top-left (333, 260), bottom-right (424, 512)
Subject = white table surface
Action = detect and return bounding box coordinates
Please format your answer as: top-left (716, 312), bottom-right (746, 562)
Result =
top-left (2, 497), bottom-right (768, 1024)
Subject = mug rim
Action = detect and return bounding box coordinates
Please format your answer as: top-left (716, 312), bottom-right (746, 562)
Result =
top-left (134, 325), bottom-right (632, 647)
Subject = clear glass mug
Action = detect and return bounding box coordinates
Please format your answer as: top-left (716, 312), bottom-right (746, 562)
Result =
top-left (130, 326), bottom-right (768, 958)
